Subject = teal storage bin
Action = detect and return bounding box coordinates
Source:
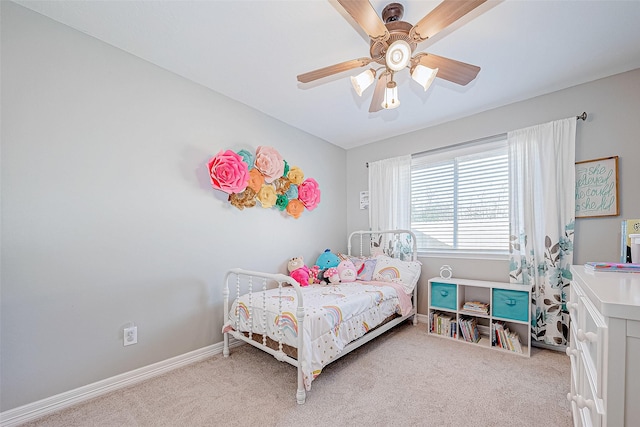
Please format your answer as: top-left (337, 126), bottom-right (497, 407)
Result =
top-left (431, 282), bottom-right (457, 310)
top-left (492, 289), bottom-right (529, 322)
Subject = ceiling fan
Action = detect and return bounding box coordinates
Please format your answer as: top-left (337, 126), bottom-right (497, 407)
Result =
top-left (297, 0), bottom-right (487, 112)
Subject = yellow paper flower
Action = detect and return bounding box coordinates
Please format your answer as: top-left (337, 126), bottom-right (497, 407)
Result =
top-left (256, 184), bottom-right (277, 208)
top-left (287, 166), bottom-right (304, 185)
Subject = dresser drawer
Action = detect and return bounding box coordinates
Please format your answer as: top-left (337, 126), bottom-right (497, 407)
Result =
top-left (576, 294), bottom-right (607, 396)
top-left (492, 289), bottom-right (529, 322)
top-left (569, 356), bottom-right (604, 427)
top-left (430, 282), bottom-right (457, 310)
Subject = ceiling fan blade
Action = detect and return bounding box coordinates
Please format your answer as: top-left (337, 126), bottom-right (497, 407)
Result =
top-left (337, 0), bottom-right (389, 40)
top-left (412, 0), bottom-right (487, 42)
top-left (416, 53), bottom-right (480, 86)
top-left (297, 58), bottom-right (372, 83)
top-left (368, 73), bottom-right (389, 113)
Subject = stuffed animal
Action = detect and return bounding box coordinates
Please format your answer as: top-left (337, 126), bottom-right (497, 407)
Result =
top-left (314, 250), bottom-right (340, 284)
top-left (324, 267), bottom-right (340, 285)
top-left (314, 249), bottom-right (340, 270)
top-left (337, 259), bottom-right (357, 283)
top-left (287, 256), bottom-right (310, 287)
top-left (309, 265), bottom-right (321, 284)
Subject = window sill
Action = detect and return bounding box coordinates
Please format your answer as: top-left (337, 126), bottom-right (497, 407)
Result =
top-left (417, 251), bottom-right (509, 261)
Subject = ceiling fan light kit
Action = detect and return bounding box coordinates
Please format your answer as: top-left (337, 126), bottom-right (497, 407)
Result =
top-left (385, 40), bottom-right (411, 72)
top-left (382, 77), bottom-right (400, 109)
top-left (351, 68), bottom-right (376, 96)
top-left (411, 64), bottom-right (439, 91)
top-left (297, 0), bottom-right (487, 112)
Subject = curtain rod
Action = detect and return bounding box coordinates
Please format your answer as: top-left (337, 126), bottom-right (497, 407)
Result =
top-left (365, 112), bottom-right (588, 167)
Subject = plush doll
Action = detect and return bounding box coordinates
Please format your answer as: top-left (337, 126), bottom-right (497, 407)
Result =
top-left (314, 249), bottom-right (340, 270)
top-left (324, 267), bottom-right (340, 285)
top-left (309, 265), bottom-right (321, 284)
top-left (287, 256), bottom-right (310, 287)
top-left (337, 259), bottom-right (357, 283)
top-left (314, 249), bottom-right (341, 284)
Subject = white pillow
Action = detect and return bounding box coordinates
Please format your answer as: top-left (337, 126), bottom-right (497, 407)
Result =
top-left (372, 255), bottom-right (422, 293)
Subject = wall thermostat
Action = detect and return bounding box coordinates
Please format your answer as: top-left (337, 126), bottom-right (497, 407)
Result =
top-left (440, 265), bottom-right (452, 279)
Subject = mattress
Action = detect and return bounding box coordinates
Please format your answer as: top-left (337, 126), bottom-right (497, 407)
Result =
top-left (227, 281), bottom-right (405, 389)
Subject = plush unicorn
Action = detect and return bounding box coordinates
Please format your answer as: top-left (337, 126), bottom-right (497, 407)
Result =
top-left (337, 259), bottom-right (357, 283)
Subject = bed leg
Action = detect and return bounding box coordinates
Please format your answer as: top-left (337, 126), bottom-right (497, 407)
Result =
top-left (223, 332), bottom-right (229, 358)
top-left (412, 314), bottom-right (418, 326)
top-left (296, 388), bottom-right (306, 405)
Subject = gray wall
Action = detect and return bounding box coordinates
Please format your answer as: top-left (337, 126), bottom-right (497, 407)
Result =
top-left (1, 3), bottom-right (346, 411)
top-left (347, 68), bottom-right (640, 314)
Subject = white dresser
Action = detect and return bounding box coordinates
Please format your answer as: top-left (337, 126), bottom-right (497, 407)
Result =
top-left (567, 265), bottom-right (640, 427)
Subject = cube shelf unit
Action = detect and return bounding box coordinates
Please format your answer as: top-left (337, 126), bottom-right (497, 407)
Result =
top-left (427, 277), bottom-right (531, 357)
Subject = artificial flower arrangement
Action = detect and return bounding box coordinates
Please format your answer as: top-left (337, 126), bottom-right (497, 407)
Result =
top-left (207, 145), bottom-right (320, 218)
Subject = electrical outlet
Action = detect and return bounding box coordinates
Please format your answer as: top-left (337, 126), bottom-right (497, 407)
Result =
top-left (124, 326), bottom-right (137, 346)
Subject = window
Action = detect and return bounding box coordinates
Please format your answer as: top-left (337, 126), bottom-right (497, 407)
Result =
top-left (411, 136), bottom-right (509, 256)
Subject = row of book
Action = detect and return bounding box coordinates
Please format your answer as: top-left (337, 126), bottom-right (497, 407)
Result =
top-left (429, 311), bottom-right (482, 343)
top-left (461, 301), bottom-right (489, 315)
top-left (458, 316), bottom-right (481, 343)
top-left (492, 321), bottom-right (523, 353)
top-left (429, 311), bottom-right (457, 338)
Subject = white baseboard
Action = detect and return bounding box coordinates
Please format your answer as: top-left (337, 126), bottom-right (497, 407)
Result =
top-left (0, 339), bottom-right (242, 427)
top-left (1, 316), bottom-right (432, 426)
top-left (415, 313), bottom-right (429, 324)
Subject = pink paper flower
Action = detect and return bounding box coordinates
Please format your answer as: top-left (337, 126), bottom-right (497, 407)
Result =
top-left (254, 146), bottom-right (284, 183)
top-left (207, 150), bottom-right (250, 194)
top-left (298, 178), bottom-right (321, 211)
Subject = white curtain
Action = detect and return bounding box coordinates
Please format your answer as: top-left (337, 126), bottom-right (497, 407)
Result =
top-left (368, 155), bottom-right (411, 250)
top-left (508, 117), bottom-right (576, 346)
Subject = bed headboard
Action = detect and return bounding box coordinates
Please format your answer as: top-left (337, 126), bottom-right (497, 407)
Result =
top-left (347, 230), bottom-right (418, 262)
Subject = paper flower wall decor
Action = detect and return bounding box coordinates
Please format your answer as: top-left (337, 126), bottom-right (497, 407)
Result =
top-left (207, 145), bottom-right (320, 218)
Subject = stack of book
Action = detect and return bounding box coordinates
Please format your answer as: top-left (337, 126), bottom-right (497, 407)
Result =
top-left (462, 300), bottom-right (489, 315)
top-left (492, 321), bottom-right (523, 353)
top-left (429, 311), bottom-right (457, 338)
top-left (458, 316), bottom-right (480, 343)
top-left (584, 262), bottom-right (640, 273)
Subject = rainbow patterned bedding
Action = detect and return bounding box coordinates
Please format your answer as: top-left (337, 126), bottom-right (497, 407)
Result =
top-left (226, 281), bottom-right (406, 390)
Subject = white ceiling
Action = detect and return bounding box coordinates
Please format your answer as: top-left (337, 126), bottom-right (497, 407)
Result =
top-left (15, 0), bottom-right (640, 150)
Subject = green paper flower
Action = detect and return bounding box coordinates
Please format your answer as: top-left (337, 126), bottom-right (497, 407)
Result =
top-left (275, 194), bottom-right (289, 211)
top-left (236, 149), bottom-right (254, 170)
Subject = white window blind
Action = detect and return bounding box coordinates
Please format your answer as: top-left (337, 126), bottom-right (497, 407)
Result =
top-left (411, 137), bottom-right (509, 255)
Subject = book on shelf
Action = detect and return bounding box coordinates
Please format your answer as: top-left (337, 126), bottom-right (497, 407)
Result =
top-left (430, 311), bottom-right (457, 338)
top-left (585, 262), bottom-right (640, 273)
top-left (493, 321), bottom-right (523, 354)
top-left (621, 219), bottom-right (640, 263)
top-left (458, 316), bottom-right (480, 343)
top-left (462, 301), bottom-right (490, 315)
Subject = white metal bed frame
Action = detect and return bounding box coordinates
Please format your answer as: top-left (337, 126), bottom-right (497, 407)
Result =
top-left (222, 230), bottom-right (419, 404)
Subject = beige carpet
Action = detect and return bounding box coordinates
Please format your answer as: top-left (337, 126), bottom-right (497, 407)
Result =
top-left (23, 322), bottom-right (572, 426)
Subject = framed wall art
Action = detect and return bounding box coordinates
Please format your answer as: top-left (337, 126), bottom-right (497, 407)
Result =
top-left (575, 156), bottom-right (619, 218)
